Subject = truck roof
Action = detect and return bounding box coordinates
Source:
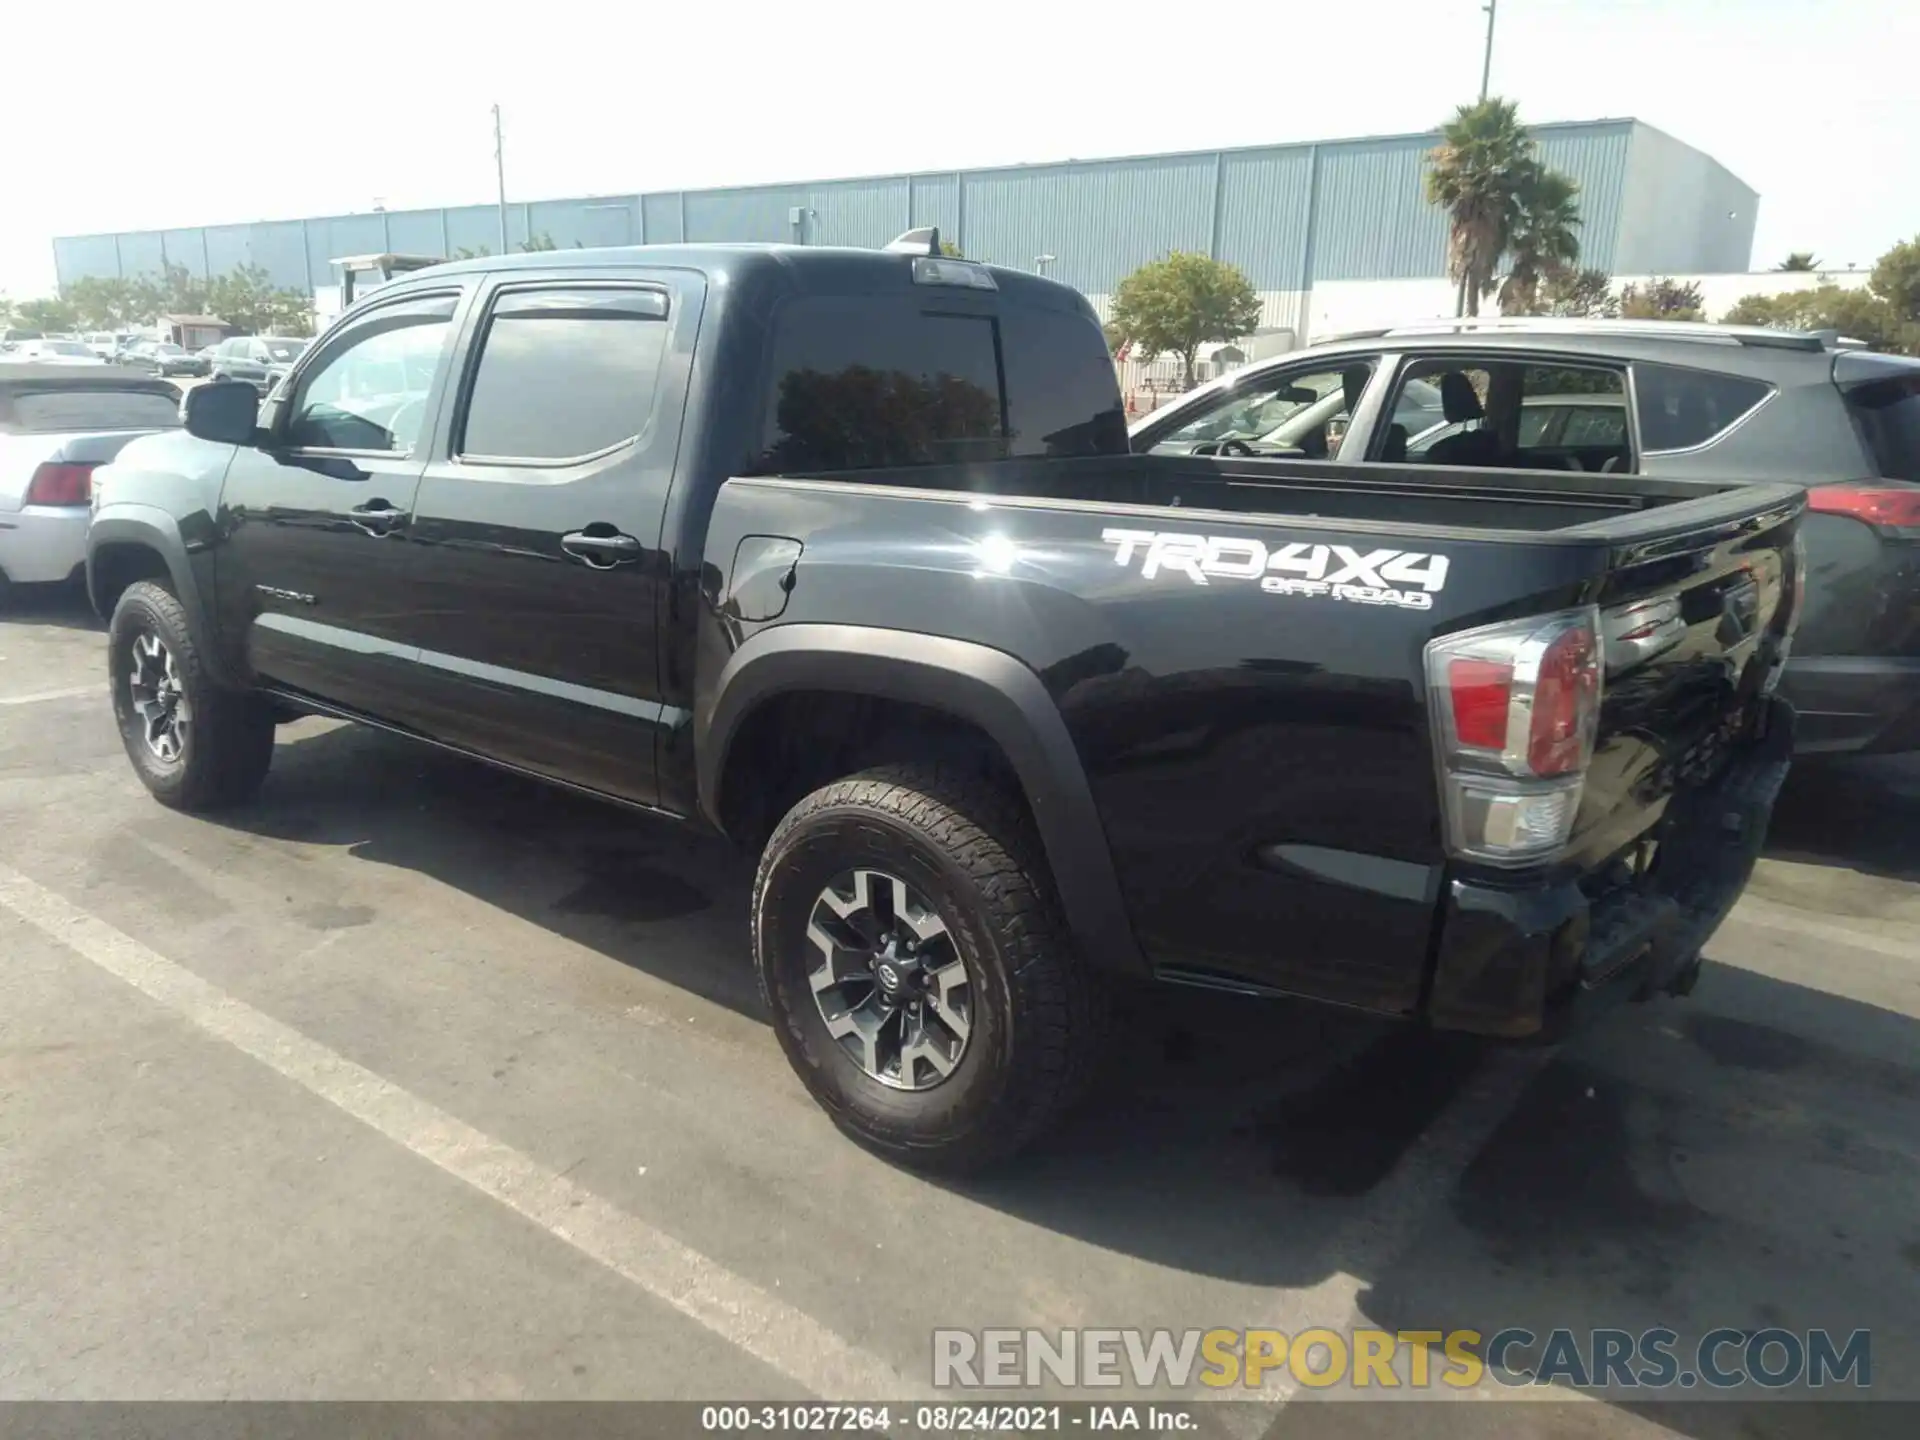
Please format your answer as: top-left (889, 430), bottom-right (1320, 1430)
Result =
top-left (416, 243), bottom-right (1093, 313)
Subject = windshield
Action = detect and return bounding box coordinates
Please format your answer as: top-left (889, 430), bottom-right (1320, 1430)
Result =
top-left (264, 339), bottom-right (309, 361)
top-left (43, 341), bottom-right (93, 357)
top-left (154, 344), bottom-right (184, 356)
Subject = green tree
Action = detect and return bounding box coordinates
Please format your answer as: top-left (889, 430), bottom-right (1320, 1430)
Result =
top-left (1108, 251), bottom-right (1261, 387)
top-left (64, 276), bottom-right (146, 329)
top-left (1498, 163), bottom-right (1583, 315)
top-left (1774, 252), bottom-right (1820, 272)
top-left (1620, 277), bottom-right (1706, 322)
top-left (1723, 284), bottom-right (1911, 353)
top-left (1871, 236), bottom-right (1920, 325)
top-left (14, 296), bottom-right (80, 332)
top-left (1539, 266), bottom-right (1619, 318)
top-left (207, 264), bottom-right (314, 335)
top-left (520, 232), bottom-right (559, 252)
top-left (155, 261), bottom-right (209, 317)
top-left (1426, 97), bottom-right (1536, 317)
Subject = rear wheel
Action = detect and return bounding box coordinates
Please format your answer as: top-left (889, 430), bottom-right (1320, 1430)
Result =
top-left (753, 762), bottom-right (1107, 1172)
top-left (109, 580), bottom-right (275, 811)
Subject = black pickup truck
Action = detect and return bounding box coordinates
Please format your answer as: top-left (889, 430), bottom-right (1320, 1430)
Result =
top-left (88, 235), bottom-right (1803, 1170)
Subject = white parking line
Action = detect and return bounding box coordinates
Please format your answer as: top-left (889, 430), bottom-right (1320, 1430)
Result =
top-left (0, 685), bottom-right (99, 706)
top-left (0, 860), bottom-right (922, 1402)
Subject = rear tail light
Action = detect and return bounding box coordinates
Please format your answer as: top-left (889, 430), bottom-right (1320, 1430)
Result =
top-left (24, 461), bottom-right (97, 507)
top-left (1806, 484), bottom-right (1920, 537)
top-left (1425, 607), bottom-right (1603, 866)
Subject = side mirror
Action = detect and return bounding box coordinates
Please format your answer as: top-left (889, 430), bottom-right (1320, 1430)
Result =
top-left (182, 380), bottom-right (261, 445)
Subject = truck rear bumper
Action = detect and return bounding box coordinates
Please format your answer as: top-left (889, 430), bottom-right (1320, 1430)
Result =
top-left (1425, 698), bottom-right (1794, 1040)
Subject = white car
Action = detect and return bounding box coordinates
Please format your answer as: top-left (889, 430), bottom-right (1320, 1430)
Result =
top-left (0, 369), bottom-right (182, 600)
top-left (14, 338), bottom-right (109, 366)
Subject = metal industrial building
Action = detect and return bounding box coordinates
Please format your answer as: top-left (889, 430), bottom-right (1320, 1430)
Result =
top-left (54, 117), bottom-right (1755, 335)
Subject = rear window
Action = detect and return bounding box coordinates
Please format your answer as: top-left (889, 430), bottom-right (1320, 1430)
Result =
top-left (1634, 364), bottom-right (1772, 452)
top-left (1844, 372), bottom-right (1920, 482)
top-left (752, 295), bottom-right (1123, 474)
top-left (8, 389), bottom-right (180, 432)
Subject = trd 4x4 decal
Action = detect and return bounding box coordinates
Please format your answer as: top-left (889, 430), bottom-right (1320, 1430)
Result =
top-left (1102, 528), bottom-right (1451, 611)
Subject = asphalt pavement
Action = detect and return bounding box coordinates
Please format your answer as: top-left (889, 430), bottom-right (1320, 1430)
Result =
top-left (1, 583), bottom-right (1915, 1435)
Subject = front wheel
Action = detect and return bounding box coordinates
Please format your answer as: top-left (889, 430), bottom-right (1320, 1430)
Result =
top-left (108, 580), bottom-right (276, 811)
top-left (753, 763), bottom-right (1108, 1172)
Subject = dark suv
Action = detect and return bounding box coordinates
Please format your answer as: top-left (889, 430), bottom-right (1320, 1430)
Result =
top-left (1132, 318), bottom-right (1920, 755)
top-left (208, 335), bottom-right (310, 392)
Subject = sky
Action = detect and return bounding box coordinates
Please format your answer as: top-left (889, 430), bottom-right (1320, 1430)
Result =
top-left (2, 0), bottom-right (1914, 299)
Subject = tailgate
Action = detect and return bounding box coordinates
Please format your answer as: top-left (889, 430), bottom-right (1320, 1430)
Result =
top-left (1568, 486), bottom-right (1804, 871)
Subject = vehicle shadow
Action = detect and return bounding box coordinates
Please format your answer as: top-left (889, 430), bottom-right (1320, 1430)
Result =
top-left (216, 722), bottom-right (1918, 1425)
top-left (1762, 753), bottom-right (1920, 884)
top-left (0, 580), bottom-right (101, 632)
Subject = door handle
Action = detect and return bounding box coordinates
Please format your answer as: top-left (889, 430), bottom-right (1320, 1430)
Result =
top-left (561, 530), bottom-right (642, 567)
top-left (349, 500), bottom-right (408, 535)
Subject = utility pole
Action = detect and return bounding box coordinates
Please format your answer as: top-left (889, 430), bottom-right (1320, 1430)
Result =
top-left (1479, 0), bottom-right (1498, 101)
top-left (493, 104), bottom-right (509, 254)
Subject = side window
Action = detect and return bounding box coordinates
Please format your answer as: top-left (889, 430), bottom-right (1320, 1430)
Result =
top-left (754, 297), bottom-right (1006, 473)
top-left (1149, 360), bottom-right (1378, 459)
top-left (1392, 363), bottom-right (1493, 463)
top-left (1635, 364), bottom-right (1773, 452)
top-left (458, 287), bottom-right (670, 462)
top-left (1387, 359), bottom-right (1629, 471)
top-left (286, 295), bottom-right (457, 454)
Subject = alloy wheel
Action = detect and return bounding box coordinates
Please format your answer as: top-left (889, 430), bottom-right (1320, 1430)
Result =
top-left (806, 868), bottom-right (972, 1090)
top-left (127, 632), bottom-right (191, 763)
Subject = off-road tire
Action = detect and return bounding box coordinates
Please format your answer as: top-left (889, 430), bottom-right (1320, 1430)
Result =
top-left (108, 580), bottom-right (275, 811)
top-left (753, 762), bottom-right (1108, 1172)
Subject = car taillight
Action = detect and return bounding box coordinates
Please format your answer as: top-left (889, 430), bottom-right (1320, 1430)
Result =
top-left (1425, 607), bottom-right (1603, 866)
top-left (24, 461), bottom-right (97, 507)
top-left (1806, 484), bottom-right (1920, 537)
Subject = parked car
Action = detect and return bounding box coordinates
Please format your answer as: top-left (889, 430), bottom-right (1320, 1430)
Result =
top-left (207, 334), bottom-right (310, 392)
top-left (0, 368), bottom-right (181, 604)
top-left (13, 338), bottom-right (108, 366)
top-left (123, 341), bottom-right (211, 379)
top-left (1133, 318), bottom-right (1920, 755)
top-left (89, 240), bottom-right (1800, 1169)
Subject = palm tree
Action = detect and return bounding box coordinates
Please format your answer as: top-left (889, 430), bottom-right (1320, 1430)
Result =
top-left (1498, 164), bottom-right (1583, 315)
top-left (1426, 98), bottom-right (1535, 317)
top-left (1775, 252), bottom-right (1820, 272)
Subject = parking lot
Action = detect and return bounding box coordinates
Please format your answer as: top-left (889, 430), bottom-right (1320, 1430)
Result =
top-left (2, 583), bottom-right (1916, 1431)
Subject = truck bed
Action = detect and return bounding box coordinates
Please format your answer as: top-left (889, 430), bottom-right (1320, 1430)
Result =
top-left (779, 453), bottom-right (1788, 539)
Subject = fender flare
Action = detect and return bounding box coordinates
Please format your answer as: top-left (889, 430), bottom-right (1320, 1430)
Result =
top-left (87, 506), bottom-right (236, 687)
top-left (699, 623), bottom-right (1149, 979)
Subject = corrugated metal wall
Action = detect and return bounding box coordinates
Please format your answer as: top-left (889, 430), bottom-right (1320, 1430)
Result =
top-left (52, 119), bottom-right (1749, 303)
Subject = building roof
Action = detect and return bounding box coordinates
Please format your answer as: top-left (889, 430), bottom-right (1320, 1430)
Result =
top-left (161, 314), bottom-right (227, 326)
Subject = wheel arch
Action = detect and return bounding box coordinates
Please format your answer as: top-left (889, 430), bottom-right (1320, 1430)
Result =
top-left (700, 623), bottom-right (1148, 979)
top-left (87, 507), bottom-right (235, 687)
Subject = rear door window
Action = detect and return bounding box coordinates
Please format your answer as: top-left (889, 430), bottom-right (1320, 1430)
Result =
top-left (8, 389), bottom-right (181, 432)
top-left (1843, 371), bottom-right (1920, 482)
top-left (1634, 364), bottom-right (1772, 452)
